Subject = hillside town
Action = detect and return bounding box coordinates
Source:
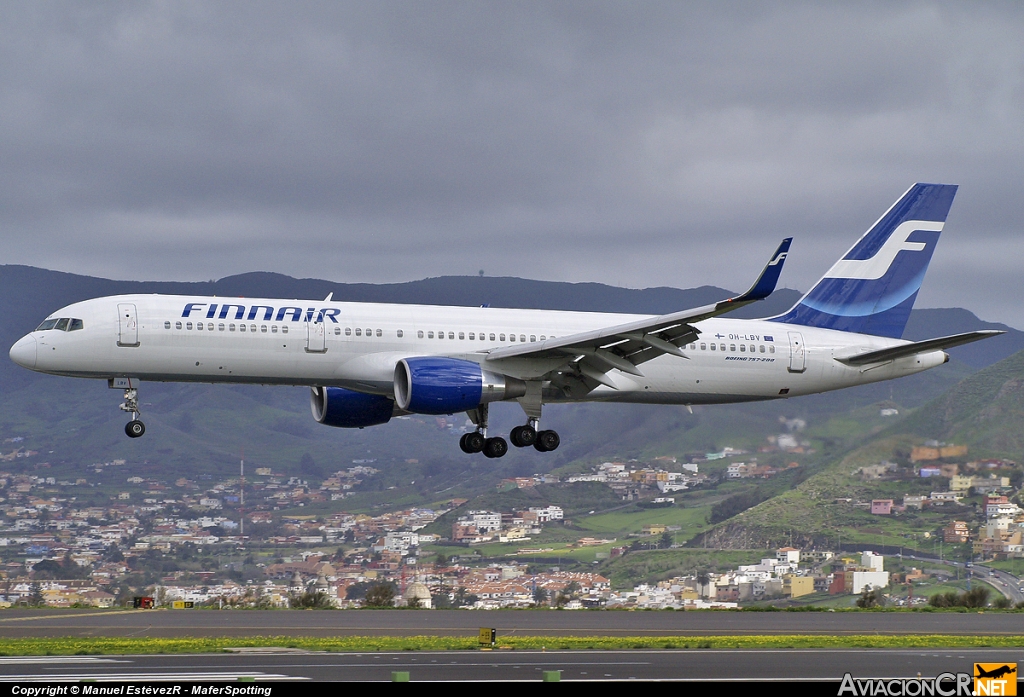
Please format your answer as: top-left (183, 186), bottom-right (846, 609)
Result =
top-left (0, 434), bottom-right (1022, 610)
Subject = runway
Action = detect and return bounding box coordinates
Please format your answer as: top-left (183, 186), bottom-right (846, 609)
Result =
top-left (0, 649), bottom-right (1020, 682)
top-left (0, 608), bottom-right (1022, 638)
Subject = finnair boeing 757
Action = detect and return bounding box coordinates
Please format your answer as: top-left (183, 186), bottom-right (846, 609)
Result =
top-left (9, 184), bottom-right (1001, 458)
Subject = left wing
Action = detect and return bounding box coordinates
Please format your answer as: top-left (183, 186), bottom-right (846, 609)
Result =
top-left (484, 238), bottom-right (792, 380)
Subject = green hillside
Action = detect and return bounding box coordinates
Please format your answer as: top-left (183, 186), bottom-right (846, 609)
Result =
top-left (692, 349), bottom-right (1024, 551)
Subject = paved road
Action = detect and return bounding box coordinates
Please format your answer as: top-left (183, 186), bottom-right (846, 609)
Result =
top-left (1, 609), bottom-right (1023, 638)
top-left (0, 648), bottom-right (1019, 682)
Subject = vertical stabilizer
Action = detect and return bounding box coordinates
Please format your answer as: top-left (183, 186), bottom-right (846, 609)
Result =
top-left (770, 183), bottom-right (957, 338)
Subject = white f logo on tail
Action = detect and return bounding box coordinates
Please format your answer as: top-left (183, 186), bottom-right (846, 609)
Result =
top-left (824, 220), bottom-right (943, 281)
top-left (768, 251), bottom-right (788, 266)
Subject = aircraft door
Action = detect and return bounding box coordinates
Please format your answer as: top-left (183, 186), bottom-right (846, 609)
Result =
top-left (306, 319), bottom-right (327, 353)
top-left (117, 303), bottom-right (140, 347)
top-left (787, 331), bottom-right (806, 373)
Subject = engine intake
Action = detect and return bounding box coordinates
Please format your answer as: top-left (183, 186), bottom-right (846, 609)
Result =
top-left (394, 357), bottom-right (526, 415)
top-left (310, 386), bottom-right (394, 428)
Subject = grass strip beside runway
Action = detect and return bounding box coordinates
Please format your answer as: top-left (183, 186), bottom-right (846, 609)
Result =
top-left (0, 635), bottom-right (1022, 655)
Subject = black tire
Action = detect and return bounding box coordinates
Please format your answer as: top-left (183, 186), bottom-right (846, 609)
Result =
top-left (483, 437), bottom-right (508, 459)
top-left (510, 425), bottom-right (537, 448)
top-left (464, 431), bottom-right (485, 453)
top-left (534, 430), bottom-right (559, 452)
top-left (459, 433), bottom-right (472, 453)
top-left (125, 420), bottom-right (146, 438)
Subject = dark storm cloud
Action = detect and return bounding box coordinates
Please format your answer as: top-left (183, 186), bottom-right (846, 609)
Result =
top-left (1, 2), bottom-right (1022, 324)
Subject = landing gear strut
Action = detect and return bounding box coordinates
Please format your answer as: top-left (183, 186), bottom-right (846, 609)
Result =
top-left (120, 387), bottom-right (145, 438)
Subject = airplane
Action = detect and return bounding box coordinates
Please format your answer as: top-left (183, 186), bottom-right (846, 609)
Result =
top-left (8, 183), bottom-right (1003, 459)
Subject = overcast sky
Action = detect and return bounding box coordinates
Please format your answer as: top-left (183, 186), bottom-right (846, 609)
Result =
top-left (2, 2), bottom-right (1022, 326)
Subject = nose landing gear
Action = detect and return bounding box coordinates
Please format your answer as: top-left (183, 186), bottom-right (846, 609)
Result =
top-left (119, 387), bottom-right (145, 438)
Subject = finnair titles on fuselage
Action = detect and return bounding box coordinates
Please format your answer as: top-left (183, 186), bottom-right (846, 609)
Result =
top-left (9, 184), bottom-right (1002, 458)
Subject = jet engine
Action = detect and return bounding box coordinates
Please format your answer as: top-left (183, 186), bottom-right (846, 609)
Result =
top-left (310, 386), bottom-right (394, 428)
top-left (394, 357), bottom-right (526, 415)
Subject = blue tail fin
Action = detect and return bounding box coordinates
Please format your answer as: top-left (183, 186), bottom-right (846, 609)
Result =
top-left (770, 183), bottom-right (958, 338)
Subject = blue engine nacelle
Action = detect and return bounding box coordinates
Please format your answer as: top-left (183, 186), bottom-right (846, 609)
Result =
top-left (310, 386), bottom-right (394, 428)
top-left (394, 357), bottom-right (526, 415)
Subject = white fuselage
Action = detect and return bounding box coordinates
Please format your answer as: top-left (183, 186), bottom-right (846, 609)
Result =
top-left (10, 293), bottom-right (948, 406)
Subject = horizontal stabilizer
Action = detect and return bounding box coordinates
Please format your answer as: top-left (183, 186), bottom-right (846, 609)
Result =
top-left (835, 330), bottom-right (1004, 366)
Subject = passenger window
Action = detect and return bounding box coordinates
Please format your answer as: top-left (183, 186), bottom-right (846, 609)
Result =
top-left (740, 345), bottom-right (745, 352)
top-left (250, 324), bottom-right (256, 333)
top-left (428, 331), bottom-right (434, 339)
top-left (700, 343), bottom-right (706, 350)
top-left (272, 326), bottom-right (278, 333)
top-left (219, 323), bottom-right (225, 331)
top-left (397, 330), bottom-right (403, 338)
top-left (239, 324), bottom-right (246, 332)
top-left (459, 332), bottom-right (465, 340)
top-left (510, 334), bottom-right (516, 342)
top-left (261, 325), bottom-right (267, 333)
top-left (445, 331), bottom-right (452, 340)
top-left (163, 321), bottom-right (170, 330)
top-left (186, 322), bottom-right (193, 330)
top-left (229, 324), bottom-right (236, 332)
top-left (417, 330), bottom-right (424, 338)
top-left (365, 328), bottom-right (371, 336)
top-left (499, 334), bottom-right (505, 341)
top-left (175, 321), bottom-right (182, 330)
top-left (730, 344), bottom-right (735, 352)
top-left (197, 323), bottom-right (204, 331)
top-left (208, 323), bottom-right (214, 331)
top-left (376, 329), bottom-right (382, 337)
top-left (346, 328), bottom-right (352, 336)
top-left (710, 343), bottom-right (715, 351)
top-left (334, 327), bottom-right (341, 335)
top-left (530, 335), bottom-right (536, 342)
top-left (490, 333), bottom-right (496, 341)
top-left (540, 335), bottom-right (546, 341)
top-left (282, 326), bottom-right (288, 334)
top-left (520, 335), bottom-right (526, 342)
top-left (769, 346), bottom-right (775, 353)
top-left (355, 328), bottom-right (362, 336)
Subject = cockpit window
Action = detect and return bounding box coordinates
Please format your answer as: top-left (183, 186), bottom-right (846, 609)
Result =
top-left (35, 318), bottom-right (84, 332)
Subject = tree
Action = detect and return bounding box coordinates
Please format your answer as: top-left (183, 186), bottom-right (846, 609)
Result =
top-left (363, 582), bottom-right (397, 607)
top-left (293, 590), bottom-right (333, 609)
top-left (533, 586), bottom-right (549, 606)
top-left (696, 572), bottom-right (711, 597)
top-left (856, 587), bottom-right (884, 608)
top-left (659, 531), bottom-right (674, 549)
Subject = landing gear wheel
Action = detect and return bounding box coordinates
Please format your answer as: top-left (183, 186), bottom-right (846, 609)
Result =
top-left (509, 425), bottom-right (537, 448)
top-left (465, 431), bottom-right (485, 453)
top-left (460, 432), bottom-right (485, 454)
top-left (534, 430), bottom-right (559, 452)
top-left (125, 420), bottom-right (146, 438)
top-left (483, 437), bottom-right (508, 459)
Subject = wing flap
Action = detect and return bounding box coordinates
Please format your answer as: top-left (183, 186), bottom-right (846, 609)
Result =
top-left (835, 330), bottom-right (1004, 366)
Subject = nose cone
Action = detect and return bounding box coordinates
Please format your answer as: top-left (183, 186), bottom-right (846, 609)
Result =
top-left (10, 334), bottom-right (37, 370)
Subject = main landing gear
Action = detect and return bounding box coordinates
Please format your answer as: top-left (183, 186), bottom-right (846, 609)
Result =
top-left (120, 387), bottom-right (146, 438)
top-left (459, 405), bottom-right (559, 458)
